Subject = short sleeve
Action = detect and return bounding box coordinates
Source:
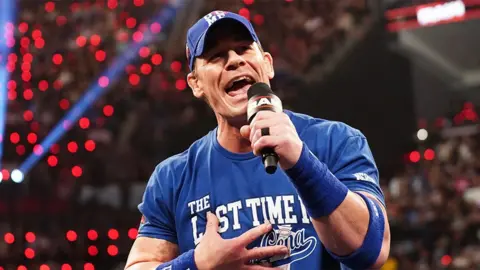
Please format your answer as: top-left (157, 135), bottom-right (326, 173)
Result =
top-left (330, 135), bottom-right (386, 206)
top-left (137, 165), bottom-right (178, 243)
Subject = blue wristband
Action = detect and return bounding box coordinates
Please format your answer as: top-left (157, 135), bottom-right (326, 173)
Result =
top-left (155, 249), bottom-right (198, 270)
top-left (285, 142), bottom-right (348, 218)
top-left (326, 192), bottom-right (385, 269)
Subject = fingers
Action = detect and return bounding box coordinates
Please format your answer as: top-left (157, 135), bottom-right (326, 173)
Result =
top-left (240, 125), bottom-right (251, 140)
top-left (252, 136), bottom-right (286, 156)
top-left (205, 212), bottom-right (219, 235)
top-left (244, 246), bottom-right (289, 262)
top-left (234, 222), bottom-right (272, 246)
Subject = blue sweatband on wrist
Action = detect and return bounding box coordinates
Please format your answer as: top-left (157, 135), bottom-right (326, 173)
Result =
top-left (326, 192), bottom-right (385, 269)
top-left (155, 249), bottom-right (198, 270)
top-left (285, 142), bottom-right (349, 218)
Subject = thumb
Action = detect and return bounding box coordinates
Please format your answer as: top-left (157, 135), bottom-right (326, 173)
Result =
top-left (240, 125), bottom-right (251, 140)
top-left (205, 212), bottom-right (219, 235)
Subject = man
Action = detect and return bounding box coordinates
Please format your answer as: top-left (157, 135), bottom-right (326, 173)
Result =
top-left (125, 10), bottom-right (390, 270)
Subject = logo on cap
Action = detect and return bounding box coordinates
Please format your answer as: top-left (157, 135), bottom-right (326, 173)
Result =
top-left (203, 11), bottom-right (227, 26)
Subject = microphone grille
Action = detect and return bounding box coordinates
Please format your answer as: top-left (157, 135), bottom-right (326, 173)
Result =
top-left (248, 82), bottom-right (273, 99)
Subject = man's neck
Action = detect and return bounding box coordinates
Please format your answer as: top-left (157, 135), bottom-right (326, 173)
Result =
top-left (216, 113), bottom-right (252, 153)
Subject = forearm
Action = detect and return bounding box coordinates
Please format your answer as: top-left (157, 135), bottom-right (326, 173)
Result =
top-left (310, 191), bottom-right (390, 268)
top-left (285, 143), bottom-right (390, 268)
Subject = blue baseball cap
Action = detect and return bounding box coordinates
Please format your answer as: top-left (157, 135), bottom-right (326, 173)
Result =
top-left (186, 11), bottom-right (261, 71)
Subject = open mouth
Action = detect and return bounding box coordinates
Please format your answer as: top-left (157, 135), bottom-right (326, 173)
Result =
top-left (225, 76), bottom-right (256, 95)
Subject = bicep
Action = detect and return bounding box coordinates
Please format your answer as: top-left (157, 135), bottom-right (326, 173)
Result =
top-left (125, 237), bottom-right (179, 270)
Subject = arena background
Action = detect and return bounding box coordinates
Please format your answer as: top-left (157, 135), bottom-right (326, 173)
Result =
top-left (0, 0), bottom-right (479, 269)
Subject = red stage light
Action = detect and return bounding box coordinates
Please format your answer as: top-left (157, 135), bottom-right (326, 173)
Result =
top-left (140, 64), bottom-right (152, 75)
top-left (23, 89), bottom-right (33, 100)
top-left (23, 110), bottom-right (33, 122)
top-left (72, 166), bottom-right (83, 177)
top-left (84, 263), bottom-right (95, 270)
top-left (59, 99), bottom-right (70, 110)
top-left (133, 31), bottom-right (143, 43)
top-left (88, 245), bottom-right (98, 256)
top-left (103, 105), bottom-right (114, 116)
top-left (25, 232), bottom-right (35, 243)
top-left (21, 62), bottom-right (31, 72)
top-left (244, 0), bottom-right (254, 5)
top-left (66, 230), bottom-right (77, 242)
top-left (17, 266), bottom-right (26, 270)
top-left (126, 17), bottom-right (137, 29)
top-left (107, 245), bottom-right (119, 256)
top-left (170, 61), bottom-right (182, 73)
top-left (139, 47), bottom-right (150, 58)
top-left (150, 22), bottom-right (162, 33)
top-left (85, 140), bottom-right (96, 152)
top-left (4, 233), bottom-right (14, 244)
top-left (176, 79), bottom-right (187, 91)
top-left (1, 169), bottom-right (9, 180)
top-left (253, 14), bottom-right (264, 25)
top-left (10, 133), bottom-right (20, 144)
top-left (7, 80), bottom-right (16, 90)
top-left (424, 149), bottom-right (435, 160)
top-left (21, 72), bottom-right (31, 82)
top-left (98, 76), bottom-right (109, 88)
top-left (151, 54), bottom-right (162, 65)
top-left (129, 74), bottom-right (140, 86)
top-left (95, 50), bottom-right (106, 62)
top-left (239, 8), bottom-right (250, 20)
top-left (79, 118), bottom-right (90, 129)
top-left (27, 133), bottom-right (37, 144)
top-left (409, 151), bottom-right (420, 163)
top-left (39, 80), bottom-right (49, 91)
top-left (53, 80), bottom-right (63, 90)
top-left (108, 229), bottom-right (119, 240)
top-left (7, 90), bottom-right (16, 100)
top-left (45, 1), bottom-right (55, 12)
top-left (35, 38), bottom-right (45, 49)
top-left (24, 248), bottom-right (35, 259)
top-left (134, 0), bottom-right (144, 6)
top-left (34, 145), bottom-right (44, 155)
top-left (30, 122), bottom-right (40, 132)
top-left (23, 53), bottom-right (32, 62)
top-left (128, 228), bottom-right (138, 239)
top-left (67, 142), bottom-right (78, 153)
top-left (107, 0), bottom-right (118, 9)
top-left (32, 29), bottom-right (42, 40)
top-left (52, 54), bottom-right (63, 65)
top-left (8, 53), bottom-right (17, 62)
top-left (18, 22), bottom-right (28, 33)
top-left (87, 230), bottom-right (98, 241)
top-left (40, 264), bottom-right (50, 270)
top-left (50, 144), bottom-right (60, 154)
top-left (20, 37), bottom-right (30, 48)
top-left (56, 16), bottom-right (67, 26)
top-left (61, 264), bottom-right (72, 270)
top-left (16, 145), bottom-right (25, 156)
top-left (90, 35), bottom-right (101, 46)
top-left (47, 155), bottom-right (58, 167)
top-left (76, 36), bottom-right (87, 47)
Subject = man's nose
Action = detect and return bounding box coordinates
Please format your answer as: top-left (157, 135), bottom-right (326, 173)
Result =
top-left (225, 50), bottom-right (246, 71)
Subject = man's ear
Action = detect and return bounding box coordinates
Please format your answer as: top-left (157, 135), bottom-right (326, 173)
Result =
top-left (263, 52), bottom-right (274, 80)
top-left (187, 71), bottom-right (204, 99)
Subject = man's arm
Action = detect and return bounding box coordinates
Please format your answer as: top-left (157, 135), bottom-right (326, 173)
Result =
top-left (311, 191), bottom-right (390, 268)
top-left (125, 237), bottom-right (179, 270)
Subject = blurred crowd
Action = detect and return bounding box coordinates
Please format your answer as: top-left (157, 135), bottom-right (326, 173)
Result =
top-left (384, 127), bottom-right (480, 270)
top-left (1, 0), bottom-right (371, 268)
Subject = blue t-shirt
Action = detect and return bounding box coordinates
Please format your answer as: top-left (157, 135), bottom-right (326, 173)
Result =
top-left (137, 110), bottom-right (384, 269)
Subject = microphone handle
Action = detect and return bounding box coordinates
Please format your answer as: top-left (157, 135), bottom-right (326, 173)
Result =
top-left (261, 148), bottom-right (279, 174)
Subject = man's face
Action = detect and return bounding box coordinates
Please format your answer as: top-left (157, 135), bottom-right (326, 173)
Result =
top-left (187, 21), bottom-right (274, 121)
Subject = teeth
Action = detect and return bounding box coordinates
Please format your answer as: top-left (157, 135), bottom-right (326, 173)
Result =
top-left (227, 76), bottom-right (253, 89)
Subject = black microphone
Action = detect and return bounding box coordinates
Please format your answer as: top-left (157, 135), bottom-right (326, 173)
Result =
top-left (247, 82), bottom-right (283, 174)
